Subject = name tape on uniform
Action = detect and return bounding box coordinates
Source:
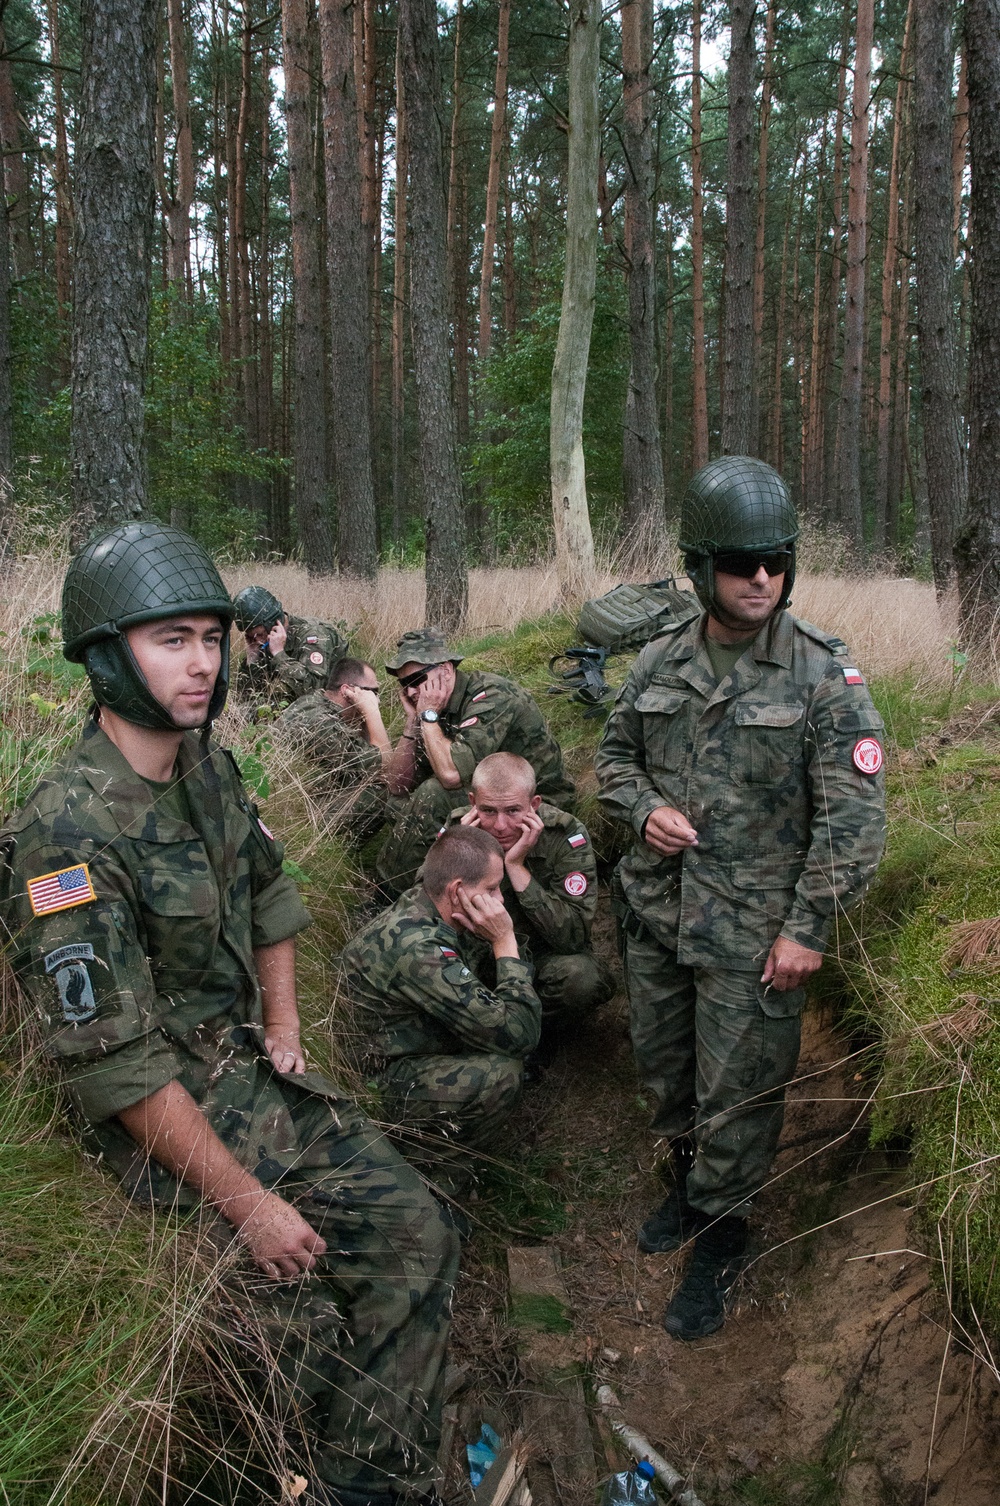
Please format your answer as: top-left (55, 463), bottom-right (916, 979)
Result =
top-left (28, 863), bottom-right (97, 916)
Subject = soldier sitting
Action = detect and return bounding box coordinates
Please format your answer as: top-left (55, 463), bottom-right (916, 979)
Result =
top-left (278, 657), bottom-right (390, 843)
top-left (450, 753), bottom-right (615, 1037)
top-left (233, 583), bottom-right (348, 705)
top-left (339, 825), bottom-right (542, 1195)
top-left (376, 628), bottom-right (575, 897)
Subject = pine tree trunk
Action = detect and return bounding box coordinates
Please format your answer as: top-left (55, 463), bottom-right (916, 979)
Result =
top-left (822, 9), bottom-right (851, 514)
top-left (0, 175), bottom-right (12, 534)
top-left (752, 0), bottom-right (775, 452)
top-left (873, 1), bottom-right (912, 553)
top-left (621, 0), bottom-right (666, 555)
top-left (952, 47), bottom-right (968, 254)
top-left (478, 0), bottom-right (511, 364)
top-left (165, 0), bottom-right (194, 291)
top-left (0, 23), bottom-right (33, 283)
top-left (834, 0), bottom-right (873, 550)
top-left (550, 0), bottom-right (600, 598)
top-left (914, 0), bottom-right (966, 595)
top-left (954, 0), bottom-right (1000, 638)
top-left (391, 24), bottom-right (408, 545)
top-left (319, 0), bottom-right (378, 578)
top-left (399, 0), bottom-right (468, 628)
top-left (47, 0), bottom-right (73, 360)
top-left (70, 0), bottom-right (157, 545)
top-left (690, 0), bottom-right (709, 471)
top-left (281, 0), bottom-right (333, 569)
top-left (721, 0), bottom-right (755, 456)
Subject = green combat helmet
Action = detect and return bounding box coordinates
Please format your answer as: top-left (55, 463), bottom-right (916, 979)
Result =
top-left (385, 628), bottom-right (464, 675)
top-left (62, 521), bottom-right (234, 731)
top-left (233, 584), bottom-right (284, 634)
top-left (678, 455), bottom-right (799, 618)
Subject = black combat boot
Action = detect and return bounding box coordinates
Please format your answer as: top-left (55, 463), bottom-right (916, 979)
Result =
top-left (637, 1137), bottom-right (702, 1253)
top-left (662, 1214), bottom-right (749, 1340)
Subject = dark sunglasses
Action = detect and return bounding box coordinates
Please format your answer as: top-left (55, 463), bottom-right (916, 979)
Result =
top-left (397, 668), bottom-right (430, 691)
top-left (713, 549), bottom-right (792, 579)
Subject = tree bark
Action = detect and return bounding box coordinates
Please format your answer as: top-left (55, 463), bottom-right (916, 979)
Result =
top-left (281, 0), bottom-right (334, 569)
top-left (690, 0), bottom-right (709, 471)
top-left (71, 0), bottom-right (157, 545)
top-left (721, 0), bottom-right (756, 457)
top-left (0, 171), bottom-right (12, 541)
top-left (550, 0), bottom-right (600, 599)
top-left (319, 0), bottom-right (378, 578)
top-left (47, 0), bottom-right (73, 351)
top-left (164, 0), bottom-right (194, 291)
top-left (914, 0), bottom-right (966, 595)
top-left (954, 0), bottom-right (1000, 638)
top-left (399, 0), bottom-right (468, 628)
top-left (391, 23), bottom-right (408, 545)
top-left (621, 0), bottom-right (666, 556)
top-left (833, 0), bottom-right (873, 550)
top-left (752, 0), bottom-right (775, 452)
top-left (0, 23), bottom-right (33, 283)
top-left (478, 0), bottom-right (510, 363)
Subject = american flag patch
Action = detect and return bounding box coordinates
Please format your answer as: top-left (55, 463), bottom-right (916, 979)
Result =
top-left (27, 864), bottom-right (97, 917)
top-left (440, 946), bottom-right (457, 959)
top-left (841, 665), bottom-right (865, 685)
top-left (568, 832), bottom-right (587, 848)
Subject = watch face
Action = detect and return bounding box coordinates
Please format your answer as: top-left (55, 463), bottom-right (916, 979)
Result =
top-left (421, 709), bottom-right (439, 723)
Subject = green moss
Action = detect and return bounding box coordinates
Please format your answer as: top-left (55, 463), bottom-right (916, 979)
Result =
top-left (508, 1292), bottom-right (573, 1334)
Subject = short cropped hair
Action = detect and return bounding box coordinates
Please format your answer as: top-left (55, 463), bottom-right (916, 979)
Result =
top-left (422, 825), bottom-right (503, 898)
top-left (326, 656), bottom-right (374, 692)
top-left (471, 751), bottom-right (537, 798)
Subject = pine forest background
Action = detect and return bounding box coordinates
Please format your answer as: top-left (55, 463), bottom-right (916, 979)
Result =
top-left (0, 0), bottom-right (982, 594)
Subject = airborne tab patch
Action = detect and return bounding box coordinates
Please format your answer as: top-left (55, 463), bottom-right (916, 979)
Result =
top-left (28, 864), bottom-right (97, 917)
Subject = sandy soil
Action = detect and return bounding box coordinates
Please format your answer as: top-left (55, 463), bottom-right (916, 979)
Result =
top-left (448, 914), bottom-right (1000, 1506)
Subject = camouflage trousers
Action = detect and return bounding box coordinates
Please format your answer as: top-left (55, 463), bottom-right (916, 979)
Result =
top-left (376, 779), bottom-right (456, 896)
top-left (377, 1051), bottom-right (524, 1193)
top-left (213, 1087), bottom-right (459, 1498)
top-left (533, 951), bottom-right (616, 1027)
top-left (623, 929), bottom-right (803, 1219)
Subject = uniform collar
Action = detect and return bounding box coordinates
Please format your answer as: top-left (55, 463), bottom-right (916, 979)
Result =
top-left (447, 669), bottom-right (471, 715)
top-left (77, 720), bottom-right (202, 843)
top-left (664, 610), bottom-right (791, 703)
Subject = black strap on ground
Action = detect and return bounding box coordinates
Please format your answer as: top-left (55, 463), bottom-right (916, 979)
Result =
top-left (547, 645), bottom-right (612, 716)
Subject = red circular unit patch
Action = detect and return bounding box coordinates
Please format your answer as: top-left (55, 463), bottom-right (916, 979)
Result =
top-left (309, 651), bottom-right (325, 665)
top-left (564, 871), bottom-right (588, 897)
top-left (852, 737), bottom-right (884, 775)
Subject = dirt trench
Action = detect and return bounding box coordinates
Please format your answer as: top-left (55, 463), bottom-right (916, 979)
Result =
top-left (448, 936), bottom-right (1000, 1506)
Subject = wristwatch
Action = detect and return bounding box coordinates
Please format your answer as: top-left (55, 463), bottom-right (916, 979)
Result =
top-left (419, 708), bottom-right (440, 725)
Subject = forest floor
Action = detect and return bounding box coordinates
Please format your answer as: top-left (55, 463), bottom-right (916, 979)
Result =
top-left (443, 899), bottom-right (1000, 1506)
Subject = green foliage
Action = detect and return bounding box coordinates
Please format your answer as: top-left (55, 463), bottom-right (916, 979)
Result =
top-left (145, 291), bottom-right (284, 553)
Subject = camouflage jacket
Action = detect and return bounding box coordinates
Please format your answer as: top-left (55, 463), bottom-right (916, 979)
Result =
top-left (446, 802), bottom-right (598, 956)
top-left (279, 691), bottom-right (384, 788)
top-left (594, 609), bottom-right (886, 968)
top-left (338, 888), bottom-right (541, 1066)
top-left (236, 614), bottom-right (349, 704)
top-left (0, 719), bottom-right (316, 1201)
top-left (410, 669), bottom-right (575, 806)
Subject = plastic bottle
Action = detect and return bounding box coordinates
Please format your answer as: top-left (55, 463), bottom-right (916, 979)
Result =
top-left (600, 1459), bottom-right (658, 1506)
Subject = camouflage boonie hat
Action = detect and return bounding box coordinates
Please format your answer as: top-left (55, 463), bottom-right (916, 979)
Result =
top-left (385, 629), bottom-right (463, 674)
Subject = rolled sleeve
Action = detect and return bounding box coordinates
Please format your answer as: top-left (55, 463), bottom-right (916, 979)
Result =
top-left (251, 870), bottom-right (312, 948)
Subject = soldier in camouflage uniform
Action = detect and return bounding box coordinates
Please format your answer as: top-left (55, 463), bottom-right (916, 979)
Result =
top-left (595, 457), bottom-right (886, 1341)
top-left (376, 628), bottom-right (575, 897)
top-left (233, 583), bottom-right (349, 705)
top-left (0, 524), bottom-right (458, 1506)
top-left (279, 657), bottom-right (389, 843)
top-left (448, 753), bottom-right (615, 1034)
top-left (339, 826), bottom-right (541, 1195)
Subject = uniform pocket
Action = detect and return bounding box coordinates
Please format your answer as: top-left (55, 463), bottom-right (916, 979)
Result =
top-left (633, 689), bottom-right (690, 773)
top-left (733, 701), bottom-right (805, 784)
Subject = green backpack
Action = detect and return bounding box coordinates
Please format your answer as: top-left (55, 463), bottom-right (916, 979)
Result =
top-left (576, 579), bottom-right (699, 653)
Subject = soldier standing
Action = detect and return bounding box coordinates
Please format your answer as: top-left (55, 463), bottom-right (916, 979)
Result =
top-left (595, 457), bottom-right (886, 1341)
top-left (450, 752), bottom-right (615, 1036)
top-left (0, 524), bottom-right (458, 1506)
top-left (377, 629), bottom-right (575, 897)
top-left (339, 826), bottom-right (541, 1196)
top-left (233, 583), bottom-right (349, 704)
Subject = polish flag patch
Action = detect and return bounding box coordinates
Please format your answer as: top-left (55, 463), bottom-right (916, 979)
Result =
top-left (258, 818), bottom-right (275, 839)
top-left (564, 871), bottom-right (588, 897)
top-left (841, 665), bottom-right (865, 685)
top-left (440, 946), bottom-right (458, 959)
top-left (567, 832), bottom-right (587, 849)
top-left (472, 691), bottom-right (488, 703)
top-left (459, 716), bottom-right (479, 728)
top-left (852, 737), bottom-right (884, 775)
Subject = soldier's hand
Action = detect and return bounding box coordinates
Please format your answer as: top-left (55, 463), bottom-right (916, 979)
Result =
top-left (504, 811), bottom-right (544, 867)
top-left (416, 666), bottom-right (452, 714)
top-left (268, 618), bottom-right (288, 656)
top-left (761, 935), bottom-right (824, 992)
top-left (264, 1025), bottom-right (306, 1075)
top-left (643, 806), bottom-right (698, 856)
top-left (459, 808), bottom-right (482, 827)
top-left (235, 1189), bottom-right (327, 1279)
top-left (245, 626), bottom-right (268, 661)
top-left (454, 886), bottom-right (517, 949)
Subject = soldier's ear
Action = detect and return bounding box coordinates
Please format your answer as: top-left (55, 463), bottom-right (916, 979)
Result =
top-left (467, 791), bottom-right (477, 806)
top-left (530, 795), bottom-right (542, 812)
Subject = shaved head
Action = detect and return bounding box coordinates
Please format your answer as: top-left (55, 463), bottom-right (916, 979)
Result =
top-left (471, 752), bottom-right (536, 798)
